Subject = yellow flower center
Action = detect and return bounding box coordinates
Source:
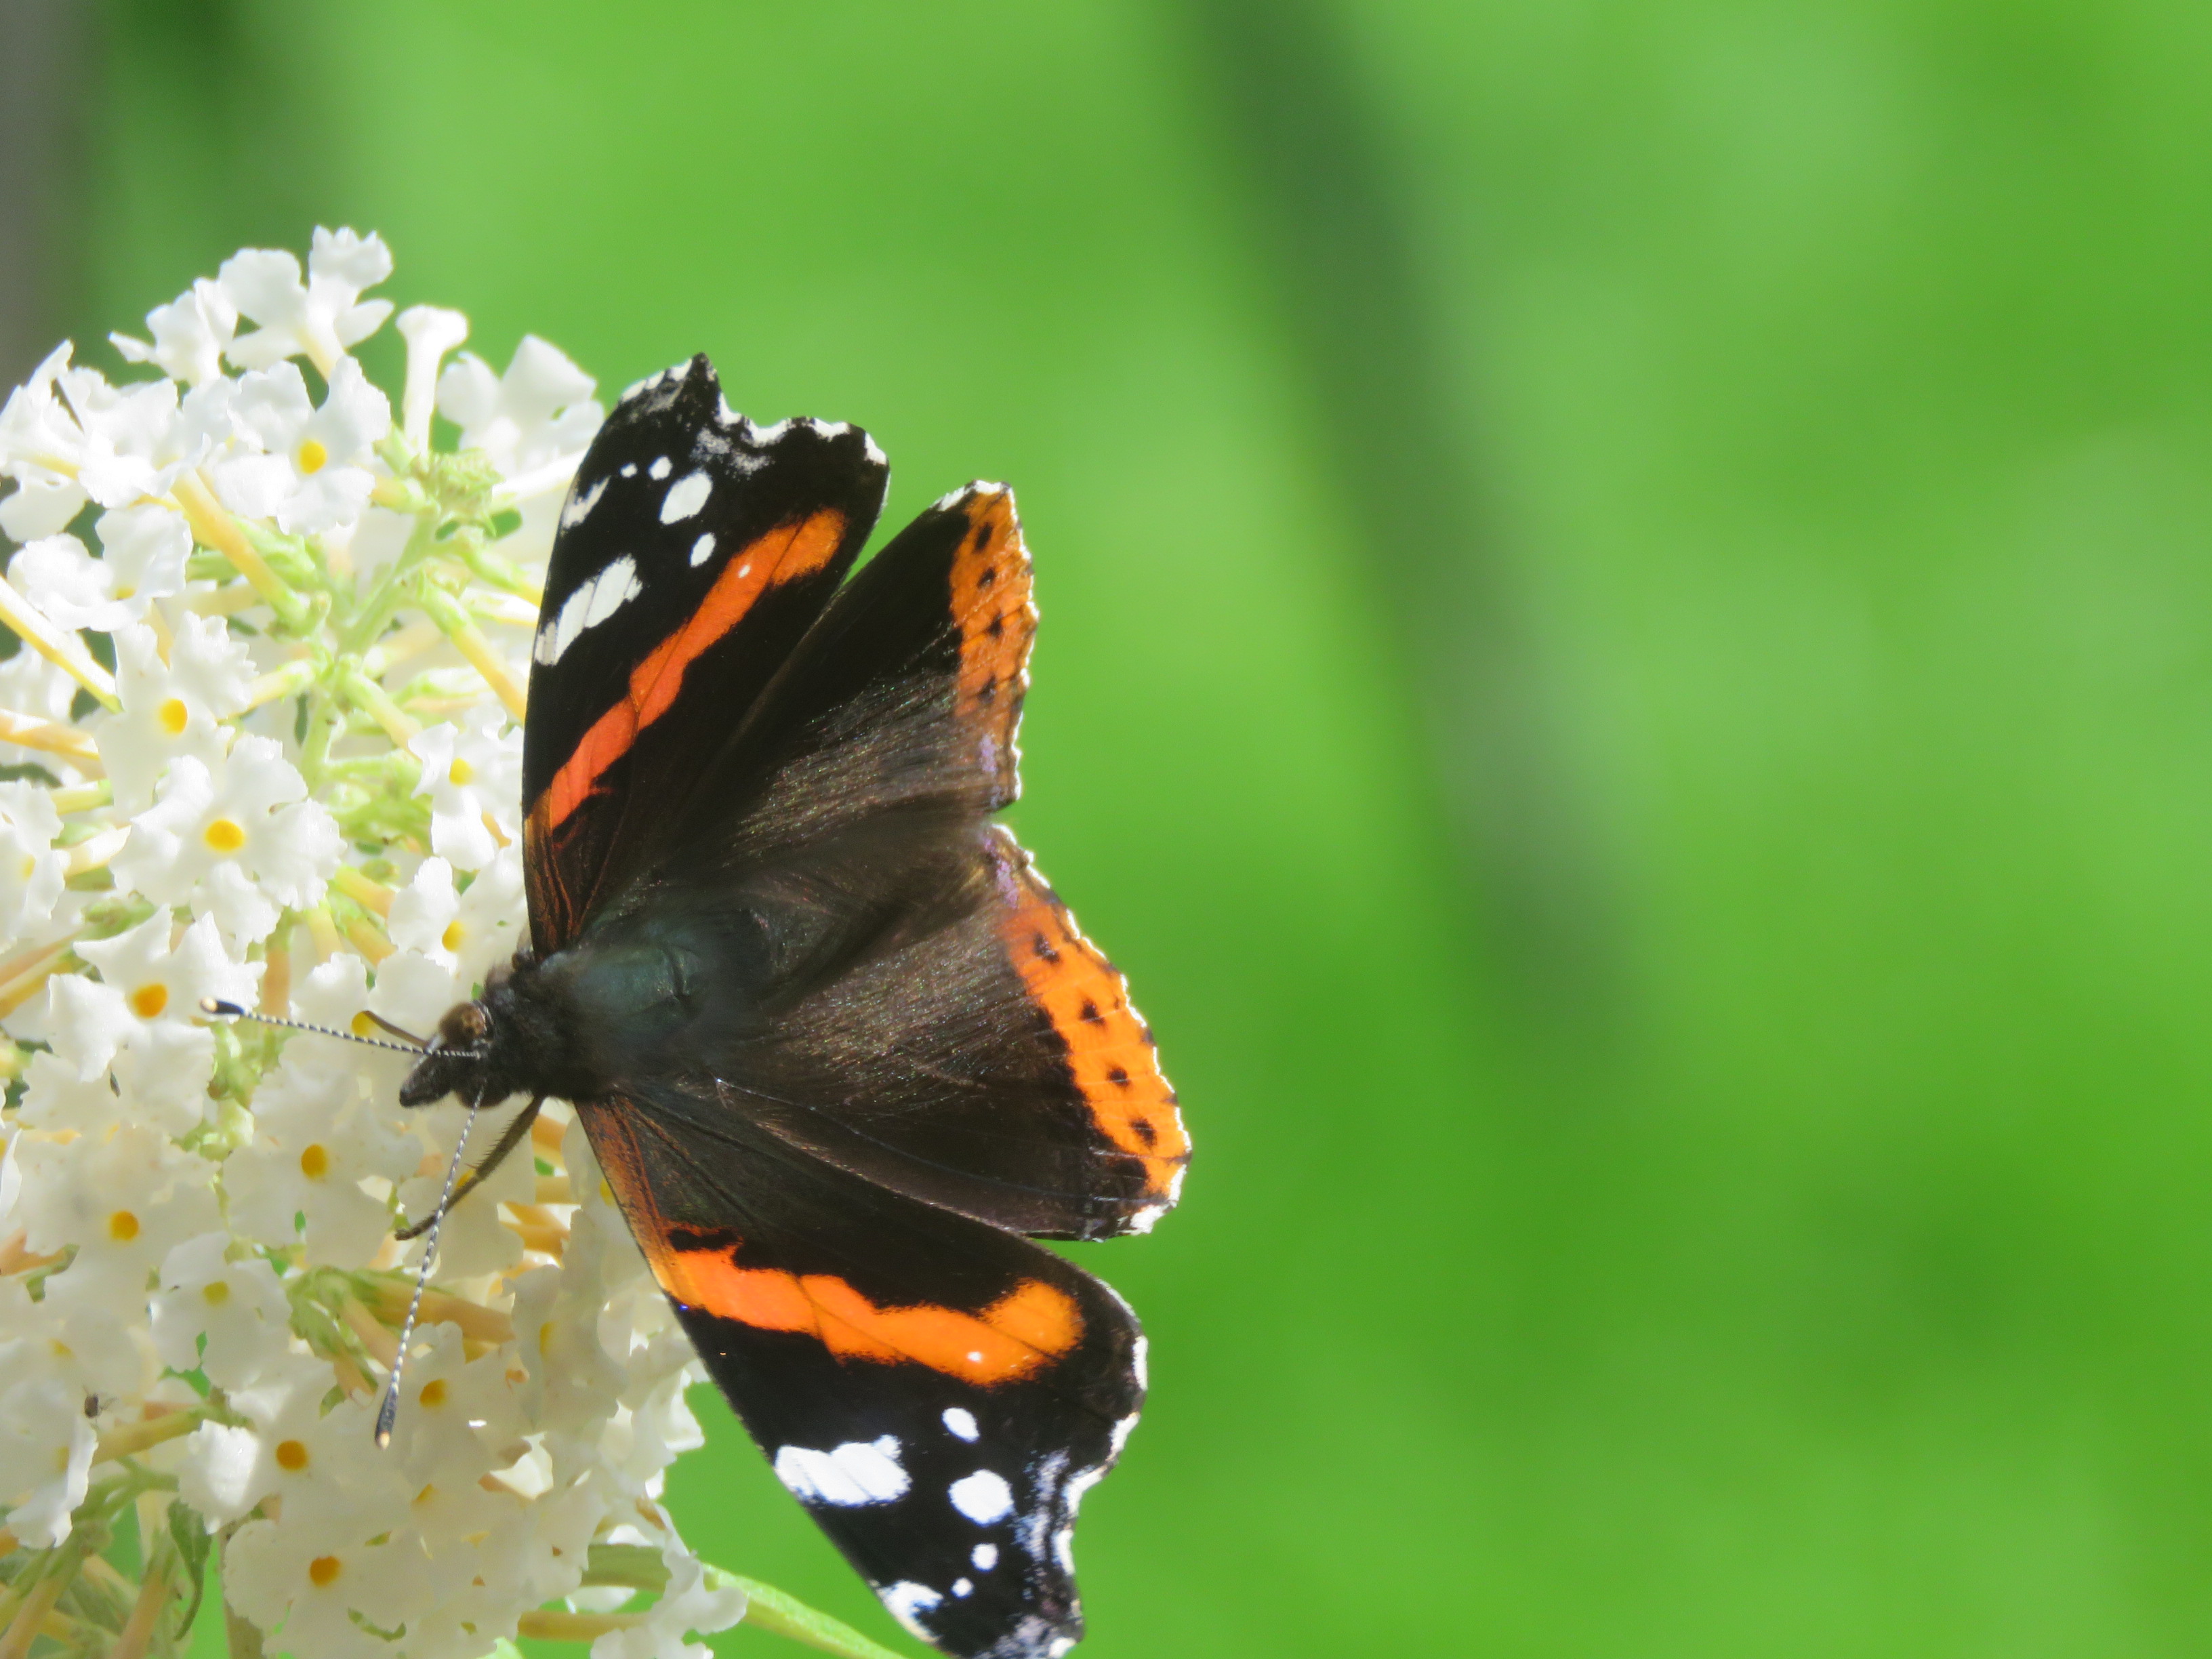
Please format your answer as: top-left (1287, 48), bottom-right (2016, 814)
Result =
top-left (350, 1011), bottom-right (377, 1037)
top-left (441, 920), bottom-right (465, 952)
top-left (129, 983), bottom-right (168, 1019)
top-left (448, 757), bottom-right (475, 786)
top-left (201, 1279), bottom-right (231, 1307)
top-left (17, 855), bottom-right (34, 882)
top-left (297, 438), bottom-right (329, 475)
top-left (308, 1555), bottom-right (341, 1587)
top-left (276, 1439), bottom-right (309, 1471)
top-left (203, 818), bottom-right (247, 854)
top-left (299, 1144), bottom-right (329, 1180)
top-left (107, 1210), bottom-right (139, 1242)
top-left (419, 1378), bottom-right (447, 1408)
top-left (158, 697), bottom-right (188, 736)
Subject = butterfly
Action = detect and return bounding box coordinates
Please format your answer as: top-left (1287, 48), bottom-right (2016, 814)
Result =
top-left (392, 355), bottom-right (1189, 1659)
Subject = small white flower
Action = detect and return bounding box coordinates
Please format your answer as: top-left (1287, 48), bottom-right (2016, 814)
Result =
top-left (150, 1231), bottom-right (293, 1391)
top-left (111, 276), bottom-right (239, 386)
top-left (0, 1269), bottom-right (153, 1401)
top-left (56, 367), bottom-right (205, 509)
top-left (101, 614), bottom-right (255, 815)
top-left (9, 533), bottom-right (138, 633)
top-left (397, 305), bottom-right (469, 453)
top-left (407, 703), bottom-right (523, 870)
top-left (95, 502), bottom-right (194, 603)
top-left (220, 227), bottom-right (394, 373)
top-left (222, 1059), bottom-right (414, 1265)
top-left (47, 914), bottom-right (258, 1130)
top-left (211, 356), bottom-right (392, 535)
top-left (111, 734), bottom-right (341, 946)
top-left (16, 1124), bottom-right (221, 1311)
top-left (0, 343), bottom-right (90, 538)
top-left (0, 1374), bottom-right (97, 1549)
top-left (16, 1049), bottom-right (125, 1135)
top-left (388, 846), bottom-right (525, 987)
top-left (0, 779), bottom-right (63, 937)
top-left (438, 334), bottom-right (601, 480)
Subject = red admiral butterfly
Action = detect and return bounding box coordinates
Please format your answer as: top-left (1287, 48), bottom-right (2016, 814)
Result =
top-left (395, 356), bottom-right (1189, 1658)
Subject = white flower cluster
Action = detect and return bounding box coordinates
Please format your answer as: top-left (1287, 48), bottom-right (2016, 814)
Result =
top-left (0, 232), bottom-right (764, 1659)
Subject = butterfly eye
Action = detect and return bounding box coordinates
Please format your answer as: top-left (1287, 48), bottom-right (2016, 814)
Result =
top-left (438, 1004), bottom-right (491, 1047)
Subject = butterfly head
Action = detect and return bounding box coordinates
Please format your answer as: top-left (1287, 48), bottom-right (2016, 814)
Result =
top-left (398, 1000), bottom-right (499, 1107)
top-left (398, 954), bottom-right (589, 1109)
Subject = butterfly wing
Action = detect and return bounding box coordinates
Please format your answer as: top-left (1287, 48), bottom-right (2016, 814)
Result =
top-left (580, 1080), bottom-right (1144, 1659)
top-left (523, 356), bottom-right (887, 953)
top-left (703, 821), bottom-right (1187, 1240)
top-left (596, 485), bottom-right (1187, 1239)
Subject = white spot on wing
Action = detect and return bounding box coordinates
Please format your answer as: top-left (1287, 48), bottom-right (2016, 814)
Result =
top-left (661, 469), bottom-right (714, 524)
top-left (882, 1582), bottom-right (942, 1639)
top-left (952, 1578), bottom-right (973, 1599)
top-left (942, 1407), bottom-right (979, 1442)
top-left (560, 474), bottom-right (609, 529)
top-left (535, 555), bottom-right (642, 666)
top-left (949, 1469), bottom-right (1014, 1525)
top-left (972, 1543), bottom-right (998, 1571)
top-left (690, 533), bottom-right (716, 567)
top-left (1111, 1411), bottom-right (1139, 1459)
top-left (619, 463), bottom-right (637, 478)
top-left (774, 1437), bottom-right (909, 1508)
top-left (1054, 1461), bottom-right (1110, 1574)
top-left (649, 455), bottom-right (672, 480)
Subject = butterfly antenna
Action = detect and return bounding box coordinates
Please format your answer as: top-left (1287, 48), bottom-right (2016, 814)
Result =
top-left (199, 999), bottom-right (426, 1054)
top-left (375, 1080), bottom-right (485, 1448)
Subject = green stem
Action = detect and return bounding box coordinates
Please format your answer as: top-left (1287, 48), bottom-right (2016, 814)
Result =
top-left (718, 1571), bottom-right (914, 1659)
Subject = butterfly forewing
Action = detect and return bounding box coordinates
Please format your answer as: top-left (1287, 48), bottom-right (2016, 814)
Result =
top-left (523, 356), bottom-right (886, 951)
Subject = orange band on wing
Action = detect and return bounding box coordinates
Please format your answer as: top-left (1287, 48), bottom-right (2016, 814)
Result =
top-left (994, 834), bottom-right (1189, 1200)
top-left (532, 510), bottom-right (847, 834)
top-left (653, 1246), bottom-right (1082, 1385)
top-left (945, 489), bottom-right (1037, 806)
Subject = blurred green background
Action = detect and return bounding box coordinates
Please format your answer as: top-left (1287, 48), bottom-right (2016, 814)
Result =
top-left (21, 0), bottom-right (2212, 1652)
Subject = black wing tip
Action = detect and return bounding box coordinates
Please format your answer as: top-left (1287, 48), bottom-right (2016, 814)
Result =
top-left (614, 354), bottom-right (881, 458)
top-left (905, 1603), bottom-right (1081, 1659)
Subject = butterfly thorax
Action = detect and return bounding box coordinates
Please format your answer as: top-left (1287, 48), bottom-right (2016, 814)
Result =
top-left (400, 909), bottom-right (766, 1110)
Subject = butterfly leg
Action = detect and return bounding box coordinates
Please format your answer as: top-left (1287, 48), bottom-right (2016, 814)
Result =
top-left (362, 1009), bottom-right (428, 1047)
top-left (394, 1094), bottom-right (546, 1241)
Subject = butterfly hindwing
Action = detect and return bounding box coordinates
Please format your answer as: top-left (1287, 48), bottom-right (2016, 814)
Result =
top-left (702, 823), bottom-right (1188, 1240)
top-left (523, 356), bottom-right (887, 951)
top-left (579, 1082), bottom-right (1143, 1659)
